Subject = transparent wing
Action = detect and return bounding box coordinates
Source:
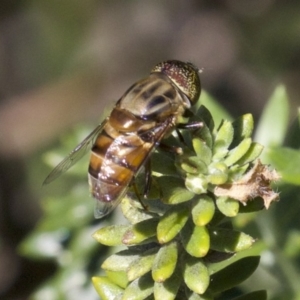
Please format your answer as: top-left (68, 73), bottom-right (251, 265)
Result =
top-left (94, 198), bottom-right (123, 219)
top-left (43, 120), bottom-right (107, 185)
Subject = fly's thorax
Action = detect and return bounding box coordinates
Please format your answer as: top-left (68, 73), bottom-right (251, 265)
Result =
top-left (118, 73), bottom-right (189, 123)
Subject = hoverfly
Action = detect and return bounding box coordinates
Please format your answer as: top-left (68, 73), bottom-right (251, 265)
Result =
top-left (43, 60), bottom-right (201, 218)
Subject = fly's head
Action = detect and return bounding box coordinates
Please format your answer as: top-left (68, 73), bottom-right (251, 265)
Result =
top-left (151, 60), bottom-right (201, 107)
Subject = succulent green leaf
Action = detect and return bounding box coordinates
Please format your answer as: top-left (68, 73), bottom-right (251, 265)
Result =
top-left (157, 205), bottom-right (190, 243)
top-left (152, 152), bottom-right (178, 176)
top-left (194, 104), bottom-right (215, 132)
top-left (157, 176), bottom-right (195, 204)
top-left (194, 122), bottom-right (213, 149)
top-left (255, 85), bottom-right (289, 147)
top-left (180, 156), bottom-right (208, 174)
top-left (122, 218), bottom-right (159, 245)
top-left (207, 162), bottom-right (229, 184)
top-left (152, 241), bottom-right (178, 282)
top-left (181, 221), bottom-right (210, 257)
top-left (209, 228), bottom-right (255, 252)
top-left (192, 138), bottom-right (212, 165)
top-left (235, 142), bottom-right (264, 165)
top-left (127, 248), bottom-right (158, 281)
top-left (209, 256), bottom-right (260, 293)
top-left (267, 146), bottom-right (300, 185)
top-left (93, 225), bottom-right (131, 246)
top-left (228, 163), bottom-right (249, 181)
top-left (232, 290), bottom-right (267, 300)
top-left (92, 276), bottom-right (123, 299)
top-left (185, 174), bottom-right (208, 194)
top-left (186, 290), bottom-right (214, 300)
top-left (231, 114), bottom-right (254, 148)
top-left (106, 270), bottom-right (129, 288)
top-left (213, 120), bottom-right (234, 159)
top-left (101, 249), bottom-right (140, 272)
top-left (192, 195), bottom-right (215, 226)
top-left (153, 267), bottom-right (181, 300)
top-left (216, 196), bottom-right (240, 217)
top-left (122, 273), bottom-right (154, 300)
top-left (183, 256), bottom-right (210, 294)
top-left (224, 138), bottom-right (252, 166)
top-left (121, 196), bottom-right (155, 224)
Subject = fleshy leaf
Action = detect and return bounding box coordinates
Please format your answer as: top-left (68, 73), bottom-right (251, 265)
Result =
top-left (153, 273), bottom-right (181, 300)
top-left (185, 174), bottom-right (208, 194)
top-left (122, 218), bottom-right (159, 245)
top-left (127, 248), bottom-right (158, 281)
top-left (192, 137), bottom-right (212, 165)
top-left (101, 249), bottom-right (140, 272)
top-left (209, 228), bottom-right (255, 253)
top-left (213, 120), bottom-right (234, 159)
top-left (231, 114), bottom-right (254, 148)
top-left (235, 142), bottom-right (264, 165)
top-left (152, 241), bottom-right (178, 282)
top-left (224, 138), bottom-right (252, 166)
top-left (157, 176), bottom-right (195, 204)
top-left (93, 225), bottom-right (131, 246)
top-left (92, 276), bottom-right (123, 299)
top-left (183, 256), bottom-right (210, 294)
top-left (216, 196), bottom-right (240, 217)
top-left (106, 270), bottom-right (129, 288)
top-left (157, 204), bottom-right (189, 244)
top-left (209, 256), bottom-right (260, 293)
top-left (186, 290), bottom-right (214, 300)
top-left (192, 195), bottom-right (215, 226)
top-left (152, 152), bottom-right (178, 176)
top-left (121, 196), bottom-right (156, 224)
top-left (208, 162), bottom-right (229, 185)
top-left (181, 221), bottom-right (210, 257)
top-left (122, 273), bottom-right (154, 300)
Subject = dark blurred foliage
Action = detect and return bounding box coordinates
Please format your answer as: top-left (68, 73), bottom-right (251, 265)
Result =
top-left (0, 1), bottom-right (299, 299)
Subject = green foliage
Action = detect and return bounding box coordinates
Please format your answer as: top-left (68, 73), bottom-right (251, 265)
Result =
top-left (91, 97), bottom-right (278, 299)
top-left (20, 85), bottom-right (300, 299)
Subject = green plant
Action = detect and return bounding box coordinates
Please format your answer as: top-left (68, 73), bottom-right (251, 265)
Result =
top-left (20, 86), bottom-right (300, 300)
top-left (91, 91), bottom-right (279, 300)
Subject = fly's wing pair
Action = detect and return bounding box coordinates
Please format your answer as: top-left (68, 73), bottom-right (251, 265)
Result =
top-left (43, 120), bottom-right (107, 185)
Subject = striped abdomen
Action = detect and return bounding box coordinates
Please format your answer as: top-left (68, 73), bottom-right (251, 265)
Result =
top-left (88, 115), bottom-right (154, 204)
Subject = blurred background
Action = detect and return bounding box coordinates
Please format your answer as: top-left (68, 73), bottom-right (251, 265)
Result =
top-left (0, 1), bottom-right (300, 299)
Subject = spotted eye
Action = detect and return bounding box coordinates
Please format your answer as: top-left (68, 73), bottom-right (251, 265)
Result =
top-left (151, 60), bottom-right (201, 105)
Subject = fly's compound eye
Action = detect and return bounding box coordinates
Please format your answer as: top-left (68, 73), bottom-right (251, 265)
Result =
top-left (151, 60), bottom-right (201, 106)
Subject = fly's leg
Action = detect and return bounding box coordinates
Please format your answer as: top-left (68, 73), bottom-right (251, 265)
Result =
top-left (132, 180), bottom-right (148, 211)
top-left (177, 121), bottom-right (203, 130)
top-left (143, 159), bottom-right (163, 206)
top-left (143, 159), bottom-right (152, 198)
top-left (176, 121), bottom-right (204, 145)
top-left (129, 158), bottom-right (153, 211)
top-left (159, 122), bottom-right (203, 151)
top-left (130, 159), bottom-right (163, 213)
